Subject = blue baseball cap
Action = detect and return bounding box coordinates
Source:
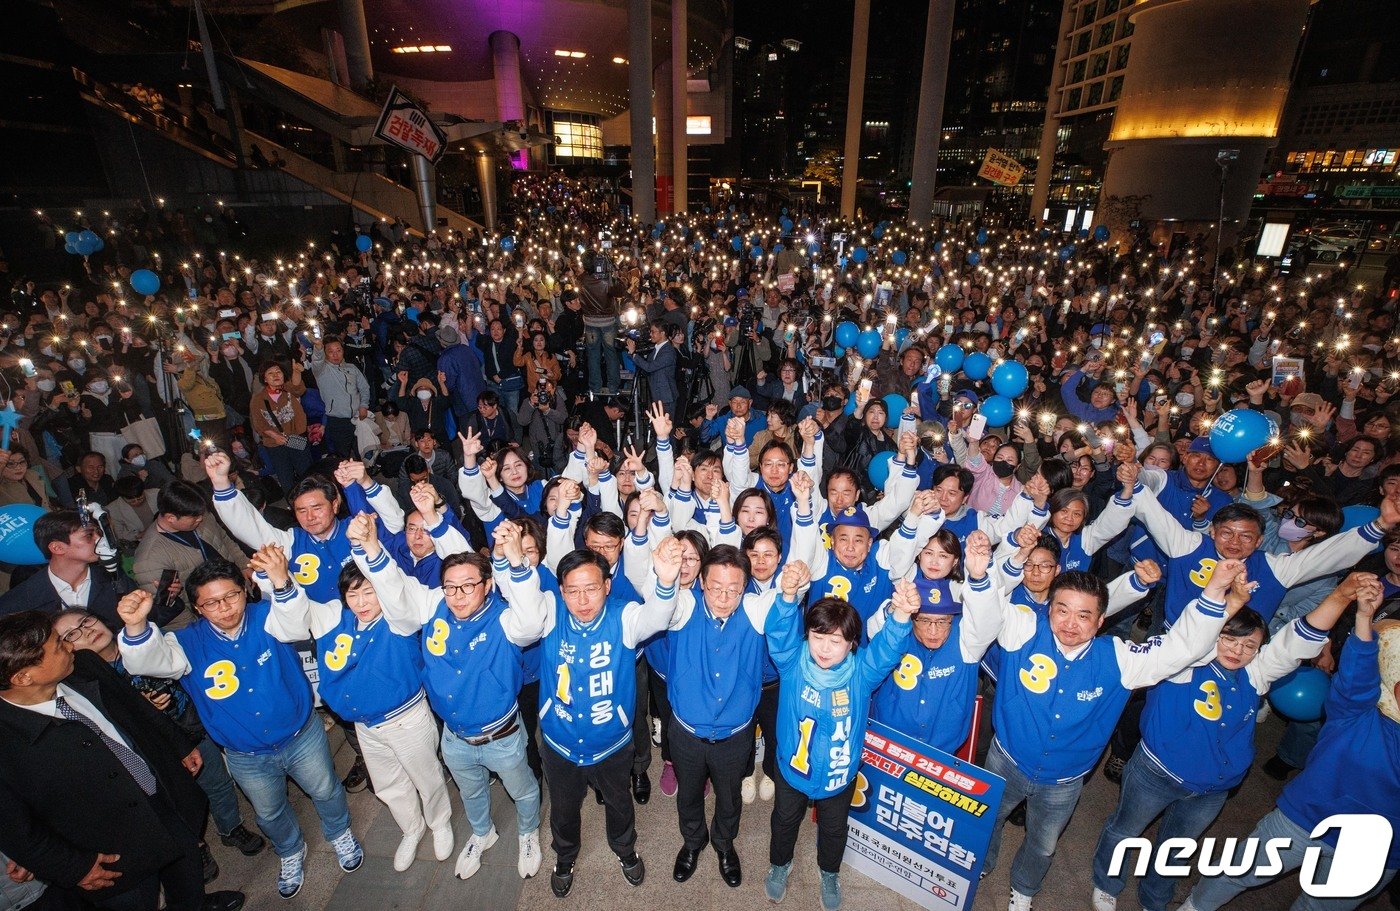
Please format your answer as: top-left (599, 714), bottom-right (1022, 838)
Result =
top-left (1187, 437), bottom-right (1216, 457)
top-left (913, 576), bottom-right (961, 616)
top-left (829, 504), bottom-right (873, 534)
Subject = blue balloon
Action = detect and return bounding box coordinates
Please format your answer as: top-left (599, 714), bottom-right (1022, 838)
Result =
top-left (872, 226), bottom-right (885, 240)
top-left (856, 329), bottom-right (883, 359)
top-left (65, 242), bottom-right (79, 255)
top-left (895, 328), bottom-right (910, 348)
top-left (1093, 224), bottom-right (1110, 242)
top-left (355, 234), bottom-right (372, 253)
top-left (835, 345), bottom-right (846, 358)
top-left (1269, 667), bottom-right (1330, 722)
top-left (934, 241), bottom-right (944, 254)
top-left (751, 246), bottom-right (764, 259)
top-left (1077, 227), bottom-right (1090, 239)
top-left (935, 343), bottom-right (965, 373)
top-left (500, 235), bottom-right (516, 251)
top-left (808, 242), bottom-right (821, 256)
top-left (891, 250), bottom-right (907, 265)
top-left (781, 217), bottom-right (793, 232)
top-left (1059, 245), bottom-right (1075, 262)
top-left (980, 394), bottom-right (1014, 427)
top-left (65, 231), bottom-right (79, 245)
top-left (693, 239), bottom-right (703, 251)
top-left (1209, 408), bottom-right (1272, 463)
top-left (976, 228), bottom-right (988, 245)
top-left (130, 269), bottom-right (161, 296)
top-left (835, 321), bottom-right (859, 348)
top-left (868, 451), bottom-right (895, 488)
top-left (773, 244), bottom-right (785, 254)
top-left (750, 234), bottom-right (762, 247)
top-left (851, 246), bottom-right (869, 264)
top-left (1341, 505), bottom-right (1380, 532)
top-left (845, 391), bottom-right (858, 415)
top-left (800, 218), bottom-right (809, 228)
top-left (79, 230), bottom-right (98, 246)
top-left (882, 394), bottom-right (909, 422)
top-left (0, 503), bottom-right (47, 565)
top-left (991, 361), bottom-right (1029, 398)
top-left (963, 351), bottom-right (992, 381)
top-left (732, 236), bottom-right (744, 252)
top-left (967, 251), bottom-right (982, 266)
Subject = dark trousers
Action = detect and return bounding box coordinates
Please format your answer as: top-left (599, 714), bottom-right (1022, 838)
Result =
top-left (769, 763), bottom-right (857, 874)
top-left (93, 791), bottom-right (205, 911)
top-left (745, 681), bottom-right (780, 779)
top-left (518, 680), bottom-right (542, 779)
top-left (670, 719), bottom-right (753, 854)
top-left (648, 671), bottom-right (673, 763)
top-left (323, 415), bottom-right (358, 459)
top-left (631, 657), bottom-right (651, 776)
top-left (541, 744), bottom-right (636, 866)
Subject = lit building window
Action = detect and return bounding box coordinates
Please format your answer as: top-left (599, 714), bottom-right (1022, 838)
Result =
top-left (551, 113), bottom-right (603, 159)
top-left (686, 115), bottom-right (712, 135)
top-left (391, 45), bottom-right (452, 54)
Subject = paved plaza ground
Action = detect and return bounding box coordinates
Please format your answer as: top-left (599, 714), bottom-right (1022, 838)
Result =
top-left (203, 716), bottom-right (1397, 911)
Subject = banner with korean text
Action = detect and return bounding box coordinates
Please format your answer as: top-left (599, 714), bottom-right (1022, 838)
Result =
top-left (374, 86), bottom-right (448, 164)
top-left (845, 720), bottom-right (1005, 910)
top-left (976, 149), bottom-right (1025, 187)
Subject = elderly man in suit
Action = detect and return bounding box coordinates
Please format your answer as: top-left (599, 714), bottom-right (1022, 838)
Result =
top-left (0, 610), bottom-right (244, 911)
top-left (0, 511), bottom-right (145, 631)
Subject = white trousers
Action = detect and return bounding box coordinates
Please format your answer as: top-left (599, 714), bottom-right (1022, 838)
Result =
top-left (356, 698), bottom-right (453, 837)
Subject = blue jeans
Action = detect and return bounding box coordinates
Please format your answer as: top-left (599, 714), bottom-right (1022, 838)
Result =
top-left (1276, 718), bottom-right (1323, 770)
top-left (1188, 808), bottom-right (1397, 911)
top-left (1091, 745), bottom-right (1229, 911)
top-left (486, 376), bottom-right (524, 429)
top-left (583, 319), bottom-right (620, 393)
top-left (195, 735), bottom-right (244, 836)
top-left (222, 714), bottom-right (352, 858)
top-left (440, 725), bottom-right (541, 838)
top-left (984, 738), bottom-right (1087, 896)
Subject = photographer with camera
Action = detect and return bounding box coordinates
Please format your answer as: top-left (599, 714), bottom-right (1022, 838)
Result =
top-left (725, 293), bottom-right (773, 392)
top-left (578, 253), bottom-right (627, 395)
top-left (518, 378), bottom-right (569, 474)
top-left (626, 321), bottom-right (678, 417)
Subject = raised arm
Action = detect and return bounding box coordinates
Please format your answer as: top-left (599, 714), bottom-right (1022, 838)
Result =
top-left (1105, 559), bottom-right (1160, 619)
top-left (114, 590), bottom-right (193, 679)
top-left (1130, 481), bottom-right (1205, 559)
top-left (205, 451), bottom-right (293, 552)
top-left (491, 521), bottom-right (550, 645)
top-left (858, 579), bottom-right (916, 687)
top-left (886, 490), bottom-right (944, 579)
top-left (1081, 462), bottom-right (1140, 555)
top-left (247, 543), bottom-right (320, 642)
top-left (620, 536), bottom-right (682, 648)
top-left (1268, 495), bottom-right (1395, 588)
top-left (722, 417), bottom-right (755, 490)
top-left (766, 561), bottom-right (811, 672)
top-left (545, 481), bottom-right (583, 574)
top-left (348, 513), bottom-right (438, 631)
top-left (1115, 559), bottom-right (1244, 689)
top-left (957, 532), bottom-right (1002, 660)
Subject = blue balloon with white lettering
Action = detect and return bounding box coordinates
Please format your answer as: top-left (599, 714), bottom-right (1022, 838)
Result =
top-left (0, 504), bottom-right (47, 565)
top-left (1209, 408), bottom-right (1272, 463)
top-left (500, 235), bottom-right (515, 251)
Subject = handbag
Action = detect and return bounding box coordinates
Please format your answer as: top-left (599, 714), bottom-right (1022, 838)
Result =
top-left (121, 415), bottom-right (166, 458)
top-left (262, 399), bottom-right (308, 450)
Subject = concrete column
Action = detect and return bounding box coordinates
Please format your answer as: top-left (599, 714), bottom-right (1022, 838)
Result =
top-left (655, 60), bottom-right (675, 213)
top-left (336, 0), bottom-right (373, 89)
top-left (670, 0), bottom-right (688, 214)
top-left (839, 0), bottom-right (872, 219)
top-left (627, 0), bottom-right (656, 224)
top-left (476, 151), bottom-right (498, 233)
top-left (412, 155), bottom-right (437, 235)
top-left (489, 31), bottom-right (529, 170)
top-left (1030, 0), bottom-right (1076, 223)
top-left (907, 0), bottom-right (955, 224)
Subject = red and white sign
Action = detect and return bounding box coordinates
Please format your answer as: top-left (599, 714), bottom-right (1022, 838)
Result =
top-left (374, 87), bottom-right (448, 164)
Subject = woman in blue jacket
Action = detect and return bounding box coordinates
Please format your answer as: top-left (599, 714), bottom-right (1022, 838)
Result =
top-left (763, 561), bottom-right (916, 911)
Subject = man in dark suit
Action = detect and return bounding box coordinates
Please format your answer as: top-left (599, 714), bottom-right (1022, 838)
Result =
top-left (0, 610), bottom-right (244, 911)
top-left (626, 320), bottom-right (679, 417)
top-left (0, 511), bottom-right (143, 631)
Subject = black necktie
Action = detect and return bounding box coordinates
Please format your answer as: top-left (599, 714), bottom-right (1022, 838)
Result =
top-left (56, 696), bottom-right (157, 796)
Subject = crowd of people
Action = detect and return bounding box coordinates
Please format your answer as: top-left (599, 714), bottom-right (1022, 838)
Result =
top-left (0, 172), bottom-right (1397, 911)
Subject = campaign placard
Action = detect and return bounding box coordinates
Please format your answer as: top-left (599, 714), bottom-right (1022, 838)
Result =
top-left (845, 720), bottom-right (1005, 909)
top-left (374, 86), bottom-right (448, 164)
top-left (977, 149), bottom-right (1025, 187)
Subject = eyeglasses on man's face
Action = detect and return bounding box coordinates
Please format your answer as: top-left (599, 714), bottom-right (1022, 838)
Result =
top-left (196, 589), bottom-right (246, 613)
top-left (442, 578), bottom-right (485, 598)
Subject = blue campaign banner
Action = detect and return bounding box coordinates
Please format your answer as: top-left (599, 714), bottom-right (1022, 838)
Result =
top-left (845, 720), bottom-right (1005, 909)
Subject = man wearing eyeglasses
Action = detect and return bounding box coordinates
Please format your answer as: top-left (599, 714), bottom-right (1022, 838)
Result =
top-left (115, 550), bottom-right (361, 901)
top-left (496, 538), bottom-right (683, 898)
top-left (348, 513), bottom-right (547, 883)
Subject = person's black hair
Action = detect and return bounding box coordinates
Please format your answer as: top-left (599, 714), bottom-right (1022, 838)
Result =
top-left (186, 558), bottom-right (246, 603)
top-left (1046, 570), bottom-right (1109, 614)
top-left (441, 551), bottom-right (491, 585)
top-left (674, 529), bottom-right (711, 568)
top-left (701, 543), bottom-right (751, 585)
top-left (823, 467), bottom-right (863, 496)
top-left (1048, 487), bottom-right (1090, 522)
top-left (1221, 606), bottom-right (1269, 643)
top-left (509, 515), bottom-right (548, 560)
top-left (78, 450), bottom-right (106, 468)
top-left (34, 510), bottom-right (84, 560)
top-left (0, 611), bottom-right (52, 690)
top-left (692, 450), bottom-right (723, 475)
top-left (932, 463), bottom-right (975, 496)
top-left (403, 453), bottom-right (429, 476)
top-left (922, 528), bottom-right (965, 582)
top-left (413, 427), bottom-right (437, 441)
top-left (120, 443), bottom-right (143, 461)
top-left (556, 548), bottom-right (610, 586)
top-left (157, 479), bottom-right (210, 518)
top-left (758, 439), bottom-right (796, 468)
top-left (1034, 533), bottom-right (1063, 559)
top-left (766, 398), bottom-right (797, 428)
top-left (337, 560), bottom-right (371, 603)
top-left (732, 487), bottom-right (777, 524)
top-left (1211, 502), bottom-right (1265, 535)
top-left (741, 526), bottom-right (782, 555)
top-left (288, 474), bottom-right (341, 509)
top-left (1291, 495), bottom-right (1343, 539)
top-left (114, 475), bottom-right (144, 500)
top-left (585, 511), bottom-right (627, 541)
top-left (477, 390), bottom-right (500, 407)
top-left (805, 597), bottom-right (863, 646)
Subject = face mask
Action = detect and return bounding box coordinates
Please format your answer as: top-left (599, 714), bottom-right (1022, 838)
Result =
top-left (1175, 392), bottom-right (1195, 408)
top-left (1290, 411), bottom-right (1311, 427)
top-left (12, 337), bottom-right (24, 348)
top-left (992, 459), bottom-right (1016, 479)
top-left (129, 455), bottom-right (147, 468)
top-left (41, 346), bottom-right (56, 358)
top-left (36, 378), bottom-right (55, 392)
top-left (87, 380), bottom-right (109, 395)
top-left (95, 335), bottom-right (112, 345)
top-left (68, 358), bottom-right (86, 371)
top-left (231, 443), bottom-right (248, 459)
top-left (222, 345), bottom-right (239, 358)
top-left (1276, 519), bottom-right (1311, 542)
top-left (1090, 336), bottom-right (1103, 348)
top-left (1179, 347), bottom-right (1194, 358)
top-left (416, 389), bottom-right (433, 401)
top-left (1363, 344), bottom-right (1382, 353)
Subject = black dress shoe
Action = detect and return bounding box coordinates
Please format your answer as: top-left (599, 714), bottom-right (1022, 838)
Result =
top-left (632, 771), bottom-right (651, 804)
top-left (718, 847), bottom-right (742, 887)
top-left (1262, 755), bottom-right (1295, 780)
top-left (201, 890), bottom-right (245, 911)
top-left (1008, 801), bottom-right (1026, 827)
top-left (551, 862), bottom-right (574, 898)
top-left (342, 759), bottom-right (369, 793)
top-left (199, 843), bottom-right (219, 884)
top-left (218, 824), bottom-right (266, 857)
top-left (619, 852), bottom-right (645, 886)
top-left (673, 846), bottom-right (701, 882)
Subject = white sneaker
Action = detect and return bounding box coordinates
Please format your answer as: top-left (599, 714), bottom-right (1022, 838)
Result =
top-left (1091, 887), bottom-right (1117, 911)
top-left (758, 771), bottom-right (775, 801)
top-left (518, 831), bottom-right (542, 878)
top-left (454, 827), bottom-right (499, 880)
top-left (394, 829), bottom-right (424, 872)
top-left (1177, 901), bottom-right (1200, 911)
top-left (741, 773), bottom-right (758, 804)
top-left (431, 824), bottom-right (454, 861)
top-left (1009, 889), bottom-right (1033, 911)
top-left (651, 717), bottom-right (662, 746)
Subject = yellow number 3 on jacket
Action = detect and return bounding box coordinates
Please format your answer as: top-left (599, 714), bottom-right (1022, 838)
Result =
top-left (425, 619), bottom-right (450, 656)
top-left (204, 660), bottom-right (240, 700)
top-left (1193, 679), bottom-right (1223, 721)
top-left (323, 634), bottom-right (354, 671)
top-left (1019, 653), bottom-right (1058, 694)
